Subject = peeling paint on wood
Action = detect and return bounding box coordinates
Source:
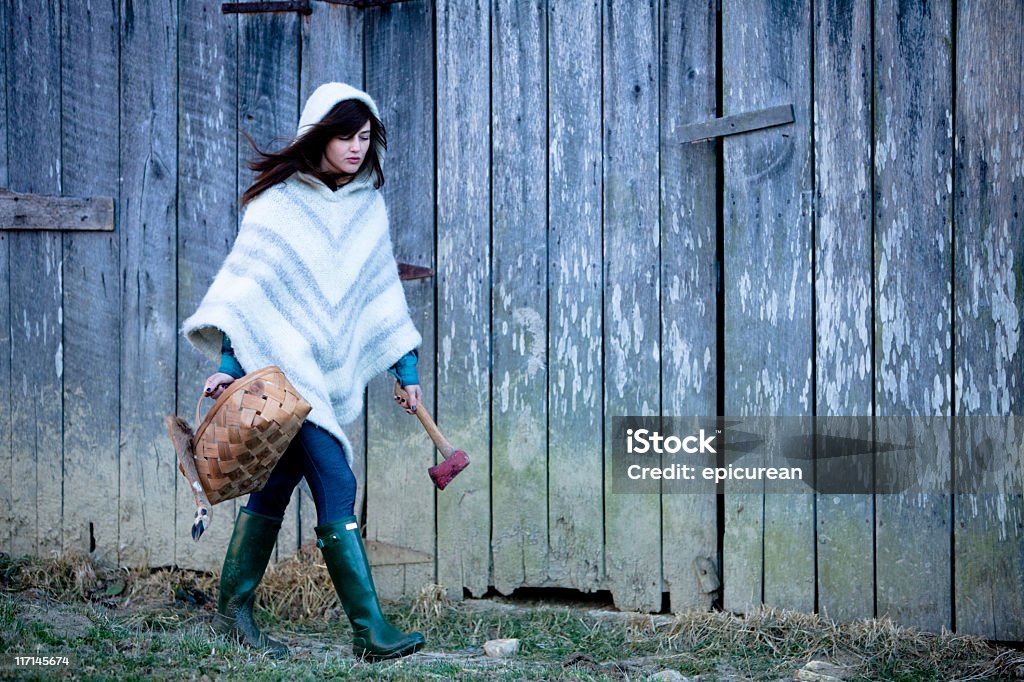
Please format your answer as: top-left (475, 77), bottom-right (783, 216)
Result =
top-left (365, 0), bottom-right (437, 601)
top-left (660, 0), bottom-right (718, 613)
top-left (603, 0), bottom-right (662, 613)
top-left (436, 0), bottom-right (491, 600)
top-left (546, 0), bottom-right (604, 594)
top-left (175, 0), bottom-right (239, 571)
top-left (953, 0), bottom-right (1024, 641)
top-left (814, 0), bottom-right (874, 623)
top-left (873, 0), bottom-right (953, 633)
top-left (490, 0), bottom-right (548, 596)
top-left (723, 0), bottom-right (814, 614)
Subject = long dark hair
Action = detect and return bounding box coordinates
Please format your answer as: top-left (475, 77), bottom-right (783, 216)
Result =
top-left (241, 99), bottom-right (386, 206)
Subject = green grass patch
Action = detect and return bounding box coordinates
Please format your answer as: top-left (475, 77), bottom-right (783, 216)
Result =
top-left (1, 552), bottom-right (1022, 681)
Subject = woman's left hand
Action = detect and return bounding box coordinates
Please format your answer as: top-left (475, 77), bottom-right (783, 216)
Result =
top-left (394, 382), bottom-right (422, 414)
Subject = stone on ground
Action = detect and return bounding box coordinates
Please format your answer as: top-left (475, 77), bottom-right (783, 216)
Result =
top-left (483, 638), bottom-right (520, 658)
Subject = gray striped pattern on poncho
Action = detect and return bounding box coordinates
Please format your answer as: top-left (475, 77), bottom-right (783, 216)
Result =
top-left (183, 171), bottom-right (422, 465)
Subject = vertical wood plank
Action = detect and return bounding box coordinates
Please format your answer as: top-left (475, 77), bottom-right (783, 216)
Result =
top-left (603, 0), bottom-right (662, 612)
top-left (547, 0), bottom-right (604, 593)
top-left (237, 10), bottom-right (301, 561)
top-left (365, 0), bottom-right (437, 600)
top-left (0, 0), bottom-right (6, 186)
top-left (176, 0), bottom-right (239, 570)
top-left (9, 0), bottom-right (63, 559)
top-left (0, 0), bottom-right (12, 555)
top-left (436, 0), bottom-right (491, 600)
top-left (490, 0), bottom-right (548, 595)
top-left (873, 0), bottom-right (953, 632)
top-left (301, 3), bottom-right (362, 96)
top-left (300, 0), bottom-right (363, 553)
top-left (813, 0), bottom-right (874, 621)
top-left (61, 0), bottom-right (120, 563)
top-left (953, 0), bottom-right (1024, 640)
top-left (660, 0), bottom-right (719, 613)
top-left (722, 0), bottom-right (814, 613)
top-left (119, 0), bottom-right (178, 567)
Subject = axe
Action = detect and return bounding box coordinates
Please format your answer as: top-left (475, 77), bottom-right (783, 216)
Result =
top-left (395, 387), bottom-right (470, 489)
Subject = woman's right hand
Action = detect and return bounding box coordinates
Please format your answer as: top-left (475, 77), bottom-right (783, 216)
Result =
top-left (204, 372), bottom-right (236, 399)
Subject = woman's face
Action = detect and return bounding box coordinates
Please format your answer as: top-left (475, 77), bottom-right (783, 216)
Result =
top-left (321, 119), bottom-right (372, 177)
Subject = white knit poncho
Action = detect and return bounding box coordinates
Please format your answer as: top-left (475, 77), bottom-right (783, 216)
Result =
top-left (183, 84), bottom-right (421, 465)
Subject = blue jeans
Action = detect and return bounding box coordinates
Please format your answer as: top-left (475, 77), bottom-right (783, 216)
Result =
top-left (245, 420), bottom-right (357, 526)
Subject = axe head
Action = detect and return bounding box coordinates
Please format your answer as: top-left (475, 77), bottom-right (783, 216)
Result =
top-left (428, 450), bottom-right (470, 490)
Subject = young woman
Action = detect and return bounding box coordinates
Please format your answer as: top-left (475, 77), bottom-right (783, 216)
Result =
top-left (183, 82), bottom-right (425, 660)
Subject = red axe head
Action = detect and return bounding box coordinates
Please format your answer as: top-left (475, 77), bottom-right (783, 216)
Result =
top-left (428, 450), bottom-right (470, 489)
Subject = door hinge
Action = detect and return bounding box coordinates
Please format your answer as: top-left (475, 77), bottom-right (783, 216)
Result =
top-left (318, 0), bottom-right (417, 7)
top-left (222, 1), bottom-right (312, 14)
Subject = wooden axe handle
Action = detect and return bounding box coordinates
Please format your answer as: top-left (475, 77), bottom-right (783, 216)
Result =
top-left (395, 386), bottom-right (458, 459)
top-left (413, 404), bottom-right (460, 459)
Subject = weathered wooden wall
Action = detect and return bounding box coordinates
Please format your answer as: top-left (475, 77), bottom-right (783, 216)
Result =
top-left (1, 0), bottom-right (1021, 640)
top-left (953, 0), bottom-right (1024, 641)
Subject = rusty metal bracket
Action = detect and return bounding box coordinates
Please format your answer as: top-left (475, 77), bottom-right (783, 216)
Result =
top-left (318, 0), bottom-right (417, 7)
top-left (398, 262), bottom-right (434, 281)
top-left (222, 1), bottom-right (312, 14)
top-left (677, 103), bottom-right (794, 144)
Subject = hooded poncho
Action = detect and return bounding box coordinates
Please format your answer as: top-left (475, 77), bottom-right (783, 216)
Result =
top-left (182, 83), bottom-right (422, 465)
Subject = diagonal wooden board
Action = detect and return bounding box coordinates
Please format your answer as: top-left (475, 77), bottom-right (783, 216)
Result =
top-left (365, 539), bottom-right (433, 567)
top-left (677, 104), bottom-right (794, 144)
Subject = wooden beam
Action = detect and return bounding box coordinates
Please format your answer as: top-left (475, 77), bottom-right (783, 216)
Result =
top-left (0, 188), bottom-right (114, 231)
top-left (677, 103), bottom-right (794, 143)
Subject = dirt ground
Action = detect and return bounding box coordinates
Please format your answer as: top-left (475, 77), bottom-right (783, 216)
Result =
top-left (1, 553), bottom-right (1022, 681)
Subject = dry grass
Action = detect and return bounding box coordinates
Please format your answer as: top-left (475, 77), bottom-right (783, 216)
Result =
top-left (635, 607), bottom-right (1023, 680)
top-left (254, 543), bottom-right (339, 621)
top-left (411, 582), bottom-right (450, 620)
top-left (0, 551), bottom-right (119, 602)
top-left (2, 551), bottom-right (1022, 681)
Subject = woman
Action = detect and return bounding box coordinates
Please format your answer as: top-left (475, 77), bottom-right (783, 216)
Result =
top-left (183, 82), bottom-right (425, 661)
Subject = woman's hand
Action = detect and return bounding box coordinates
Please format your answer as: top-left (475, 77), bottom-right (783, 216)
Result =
top-left (394, 382), bottom-right (422, 415)
top-left (204, 372), bottom-right (236, 399)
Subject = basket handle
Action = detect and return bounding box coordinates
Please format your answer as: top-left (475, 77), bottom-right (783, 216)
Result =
top-left (196, 374), bottom-right (239, 426)
top-left (196, 393), bottom-right (211, 429)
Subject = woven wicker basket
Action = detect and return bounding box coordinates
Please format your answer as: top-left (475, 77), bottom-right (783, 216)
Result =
top-left (189, 366), bottom-right (311, 505)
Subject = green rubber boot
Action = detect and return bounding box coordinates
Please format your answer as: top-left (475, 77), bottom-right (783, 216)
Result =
top-left (213, 508), bottom-right (289, 658)
top-left (316, 517), bottom-right (425, 660)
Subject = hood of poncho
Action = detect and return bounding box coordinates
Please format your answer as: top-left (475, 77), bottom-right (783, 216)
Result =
top-left (182, 84), bottom-right (421, 464)
top-left (297, 82), bottom-right (385, 187)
